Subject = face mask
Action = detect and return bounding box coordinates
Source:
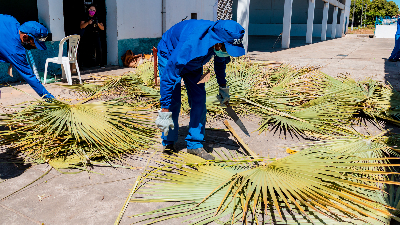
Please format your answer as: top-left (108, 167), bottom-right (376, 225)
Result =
top-left (89, 11), bottom-right (96, 16)
top-left (214, 49), bottom-right (230, 58)
top-left (21, 41), bottom-right (35, 50)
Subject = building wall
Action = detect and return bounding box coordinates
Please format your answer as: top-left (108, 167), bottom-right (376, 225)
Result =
top-left (116, 0), bottom-right (162, 40)
top-left (165, 0), bottom-right (216, 30)
top-left (113, 0), bottom-right (215, 66)
top-left (234, 0), bottom-right (348, 37)
top-left (250, 24), bottom-right (337, 36)
top-left (0, 0), bottom-right (38, 24)
top-left (37, 0), bottom-right (65, 41)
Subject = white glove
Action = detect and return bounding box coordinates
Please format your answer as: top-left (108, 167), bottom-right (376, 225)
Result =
top-left (155, 110), bottom-right (174, 136)
top-left (217, 86), bottom-right (230, 106)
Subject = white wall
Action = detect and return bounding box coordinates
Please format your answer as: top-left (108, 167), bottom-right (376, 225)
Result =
top-left (375, 25), bottom-right (397, 38)
top-left (165, 0), bottom-right (215, 31)
top-left (37, 0), bottom-right (50, 26)
top-left (105, 0), bottom-right (215, 64)
top-left (106, 0), bottom-right (119, 65)
top-left (37, 0), bottom-right (65, 41)
top-left (344, 0), bottom-right (351, 34)
top-left (116, 0), bottom-right (162, 40)
top-left (113, 0), bottom-right (215, 40)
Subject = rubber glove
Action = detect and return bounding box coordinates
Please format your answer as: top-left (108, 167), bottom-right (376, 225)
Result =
top-left (155, 110), bottom-right (174, 136)
top-left (217, 86), bottom-right (230, 106)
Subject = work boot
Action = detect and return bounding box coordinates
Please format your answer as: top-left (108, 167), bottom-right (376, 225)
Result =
top-left (163, 144), bottom-right (176, 155)
top-left (187, 148), bottom-right (215, 160)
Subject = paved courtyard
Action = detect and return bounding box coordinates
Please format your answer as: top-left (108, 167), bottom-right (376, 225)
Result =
top-left (0, 35), bottom-right (398, 225)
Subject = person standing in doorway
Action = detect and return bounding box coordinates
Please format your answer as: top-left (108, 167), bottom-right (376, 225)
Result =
top-left (79, 5), bottom-right (105, 68)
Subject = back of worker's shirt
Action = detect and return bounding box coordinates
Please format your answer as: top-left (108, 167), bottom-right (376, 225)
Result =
top-left (157, 19), bottom-right (230, 108)
top-left (158, 19), bottom-right (229, 74)
top-left (0, 14), bottom-right (33, 78)
top-left (158, 20), bottom-right (194, 60)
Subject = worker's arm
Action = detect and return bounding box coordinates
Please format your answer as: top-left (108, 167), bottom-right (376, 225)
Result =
top-left (159, 59), bottom-right (182, 111)
top-left (80, 20), bottom-right (92, 29)
top-left (214, 55), bottom-right (231, 87)
top-left (7, 64), bottom-right (12, 77)
top-left (98, 22), bottom-right (105, 31)
top-left (8, 52), bottom-right (54, 99)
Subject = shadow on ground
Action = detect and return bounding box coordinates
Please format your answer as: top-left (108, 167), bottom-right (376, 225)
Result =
top-left (174, 125), bottom-right (241, 154)
top-left (0, 126), bottom-right (31, 180)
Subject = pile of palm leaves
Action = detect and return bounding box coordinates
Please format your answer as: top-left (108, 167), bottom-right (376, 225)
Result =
top-left (97, 57), bottom-right (400, 224)
top-left (64, 70), bottom-right (160, 106)
top-left (71, 57), bottom-right (400, 139)
top-left (130, 134), bottom-right (400, 224)
top-left (0, 97), bottom-right (157, 165)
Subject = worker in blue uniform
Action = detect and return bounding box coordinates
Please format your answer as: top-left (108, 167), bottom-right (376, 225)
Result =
top-left (389, 18), bottom-right (400, 62)
top-left (155, 19), bottom-right (246, 160)
top-left (0, 14), bottom-right (54, 99)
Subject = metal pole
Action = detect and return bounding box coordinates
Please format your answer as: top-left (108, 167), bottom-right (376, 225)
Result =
top-left (351, 0), bottom-right (355, 30)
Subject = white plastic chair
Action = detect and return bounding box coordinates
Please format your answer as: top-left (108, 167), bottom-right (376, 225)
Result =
top-left (44, 35), bottom-right (81, 85)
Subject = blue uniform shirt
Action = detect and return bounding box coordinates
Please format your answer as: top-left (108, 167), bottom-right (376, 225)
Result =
top-left (158, 20), bottom-right (230, 109)
top-left (0, 14), bottom-right (53, 98)
top-left (396, 19), bottom-right (400, 35)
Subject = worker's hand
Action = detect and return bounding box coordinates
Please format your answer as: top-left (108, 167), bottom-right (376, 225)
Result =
top-left (7, 64), bottom-right (12, 77)
top-left (88, 20), bottom-right (93, 24)
top-left (155, 109), bottom-right (174, 136)
top-left (217, 86), bottom-right (230, 107)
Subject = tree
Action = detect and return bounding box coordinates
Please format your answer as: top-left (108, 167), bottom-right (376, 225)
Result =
top-left (350, 0), bottom-right (400, 26)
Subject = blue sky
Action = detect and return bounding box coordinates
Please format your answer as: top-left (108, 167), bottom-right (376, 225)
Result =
top-left (393, 0), bottom-right (400, 8)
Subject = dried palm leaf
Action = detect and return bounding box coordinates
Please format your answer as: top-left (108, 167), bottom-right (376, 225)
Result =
top-left (130, 138), bottom-right (400, 224)
top-left (0, 97), bottom-right (157, 163)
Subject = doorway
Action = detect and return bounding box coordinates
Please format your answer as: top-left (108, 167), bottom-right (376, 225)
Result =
top-left (63, 0), bottom-right (107, 67)
top-left (0, 0), bottom-right (38, 24)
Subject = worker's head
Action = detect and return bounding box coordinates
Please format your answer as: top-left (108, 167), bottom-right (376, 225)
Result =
top-left (19, 21), bottom-right (48, 50)
top-left (88, 5), bottom-right (97, 17)
top-left (212, 20), bottom-right (245, 57)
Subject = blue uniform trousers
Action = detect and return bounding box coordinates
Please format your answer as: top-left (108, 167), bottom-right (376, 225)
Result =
top-left (389, 34), bottom-right (400, 60)
top-left (158, 55), bottom-right (206, 149)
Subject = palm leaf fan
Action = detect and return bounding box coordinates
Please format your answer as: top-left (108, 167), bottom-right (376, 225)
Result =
top-left (130, 140), bottom-right (400, 224)
top-left (0, 97), bottom-right (157, 162)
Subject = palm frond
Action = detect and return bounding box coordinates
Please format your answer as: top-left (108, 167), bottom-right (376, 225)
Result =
top-left (0, 97), bottom-right (157, 162)
top-left (130, 135), bottom-right (400, 224)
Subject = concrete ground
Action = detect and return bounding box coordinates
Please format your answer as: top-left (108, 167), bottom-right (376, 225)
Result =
top-left (0, 35), bottom-right (398, 225)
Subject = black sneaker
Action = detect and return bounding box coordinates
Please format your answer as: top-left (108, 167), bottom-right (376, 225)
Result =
top-left (163, 144), bottom-right (176, 154)
top-left (187, 148), bottom-right (215, 160)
